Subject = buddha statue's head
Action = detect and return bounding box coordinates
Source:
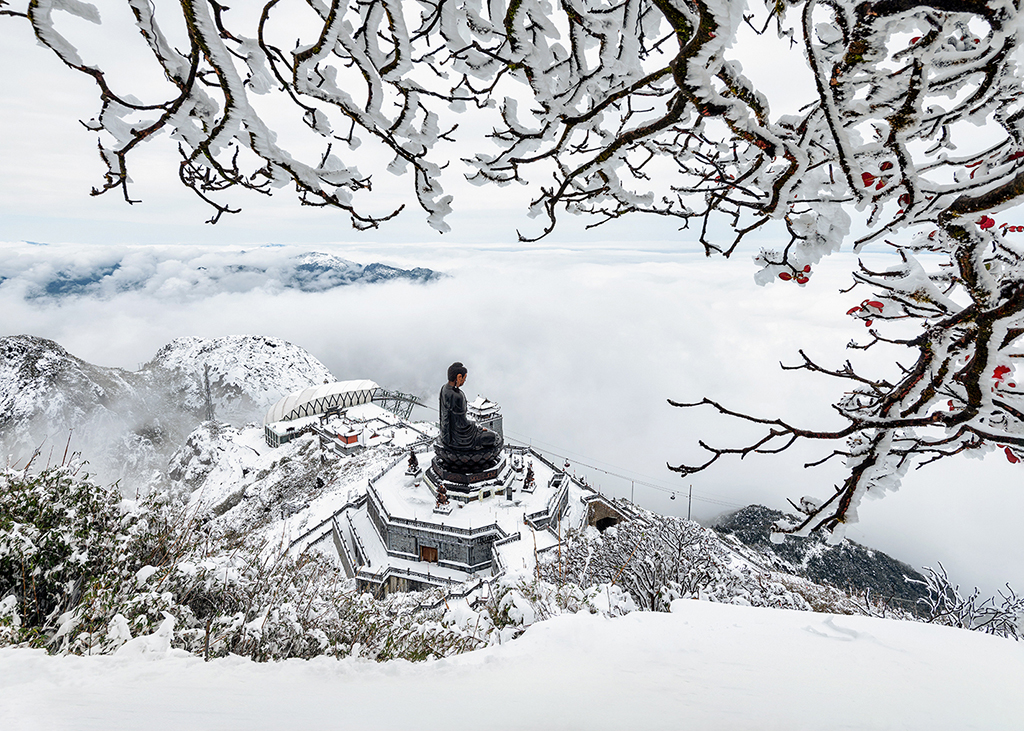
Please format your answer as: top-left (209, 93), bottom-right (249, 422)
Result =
top-left (447, 362), bottom-right (467, 386)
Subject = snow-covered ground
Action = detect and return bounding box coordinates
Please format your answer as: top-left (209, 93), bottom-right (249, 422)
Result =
top-left (2, 600), bottom-right (1020, 731)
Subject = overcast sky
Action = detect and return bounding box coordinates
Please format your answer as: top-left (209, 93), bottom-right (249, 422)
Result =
top-left (2, 5), bottom-right (1023, 598)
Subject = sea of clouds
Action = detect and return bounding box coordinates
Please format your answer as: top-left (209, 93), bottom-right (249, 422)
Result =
top-left (1, 240), bottom-right (1021, 598)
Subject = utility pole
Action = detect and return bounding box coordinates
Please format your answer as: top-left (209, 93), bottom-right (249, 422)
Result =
top-left (630, 480), bottom-right (634, 503)
top-left (687, 484), bottom-right (693, 521)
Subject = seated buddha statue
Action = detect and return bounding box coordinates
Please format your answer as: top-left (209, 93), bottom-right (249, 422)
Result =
top-left (435, 362), bottom-right (503, 471)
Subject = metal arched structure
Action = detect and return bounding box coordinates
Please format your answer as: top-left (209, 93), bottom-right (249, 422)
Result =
top-left (264, 381), bottom-right (425, 426)
top-left (264, 380), bottom-right (380, 425)
top-left (372, 390), bottom-right (424, 421)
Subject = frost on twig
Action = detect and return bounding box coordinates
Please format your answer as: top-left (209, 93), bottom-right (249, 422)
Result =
top-left (910, 564), bottom-right (1023, 640)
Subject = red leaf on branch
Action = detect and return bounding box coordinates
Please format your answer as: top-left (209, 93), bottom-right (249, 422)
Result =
top-left (861, 172), bottom-right (876, 187)
top-left (865, 319), bottom-right (873, 327)
top-left (778, 271), bottom-right (792, 281)
top-left (880, 161), bottom-right (893, 171)
top-left (803, 265), bottom-right (811, 273)
top-left (979, 216), bottom-right (996, 229)
top-left (847, 306), bottom-right (861, 315)
top-left (796, 276), bottom-right (809, 284)
top-left (865, 300), bottom-right (884, 311)
top-left (994, 365), bottom-right (1011, 380)
top-left (1006, 447), bottom-right (1020, 464)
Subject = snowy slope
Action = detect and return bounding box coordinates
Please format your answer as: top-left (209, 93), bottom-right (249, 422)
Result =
top-left (1, 600), bottom-right (1020, 731)
top-left (144, 334), bottom-right (335, 425)
top-left (0, 335), bottom-right (143, 444)
top-left (714, 505), bottom-right (929, 610)
top-left (0, 335), bottom-right (150, 474)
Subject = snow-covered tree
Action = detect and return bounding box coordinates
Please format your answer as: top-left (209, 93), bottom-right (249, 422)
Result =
top-left (6, 0), bottom-right (1024, 539)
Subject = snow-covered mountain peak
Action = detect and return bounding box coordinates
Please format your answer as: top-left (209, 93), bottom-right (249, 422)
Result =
top-left (293, 251), bottom-right (357, 269)
top-left (0, 334), bottom-right (140, 435)
top-left (146, 335), bottom-right (335, 419)
top-left (0, 335), bottom-right (341, 490)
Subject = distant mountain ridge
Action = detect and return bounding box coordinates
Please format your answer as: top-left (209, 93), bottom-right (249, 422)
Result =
top-left (0, 246), bottom-right (441, 300)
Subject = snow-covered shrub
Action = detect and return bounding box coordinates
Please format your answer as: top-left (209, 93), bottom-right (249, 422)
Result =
top-left (540, 509), bottom-right (889, 617)
top-left (0, 464), bottom-right (129, 643)
top-left (701, 568), bottom-right (864, 615)
top-left (436, 577), bottom-right (638, 648)
top-left (0, 464), bottom-right (485, 660)
top-left (542, 514), bottom-right (729, 611)
top-left (912, 565), bottom-right (1023, 641)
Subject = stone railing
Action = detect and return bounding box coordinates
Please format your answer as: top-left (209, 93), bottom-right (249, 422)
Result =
top-left (490, 531), bottom-right (522, 575)
top-left (332, 517), bottom-right (357, 578)
top-left (356, 564), bottom-right (471, 591)
top-left (347, 512), bottom-right (372, 567)
top-left (287, 493), bottom-right (367, 552)
top-left (366, 484), bottom-right (504, 539)
top-left (524, 482), bottom-right (569, 530)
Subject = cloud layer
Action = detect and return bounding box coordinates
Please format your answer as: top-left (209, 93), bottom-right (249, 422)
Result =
top-left (0, 244), bottom-right (439, 301)
top-left (2, 241), bottom-right (1021, 597)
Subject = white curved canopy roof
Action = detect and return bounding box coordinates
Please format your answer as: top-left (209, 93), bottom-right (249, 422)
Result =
top-left (263, 380), bottom-right (380, 425)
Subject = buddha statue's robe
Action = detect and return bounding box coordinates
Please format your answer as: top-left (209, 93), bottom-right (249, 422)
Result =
top-left (439, 383), bottom-right (501, 452)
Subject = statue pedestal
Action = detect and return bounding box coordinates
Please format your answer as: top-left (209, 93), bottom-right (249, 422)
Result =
top-left (424, 453), bottom-right (514, 504)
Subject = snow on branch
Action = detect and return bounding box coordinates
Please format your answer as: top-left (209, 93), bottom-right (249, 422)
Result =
top-left (12, 0), bottom-right (1024, 240)
top-left (911, 564), bottom-right (1023, 640)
